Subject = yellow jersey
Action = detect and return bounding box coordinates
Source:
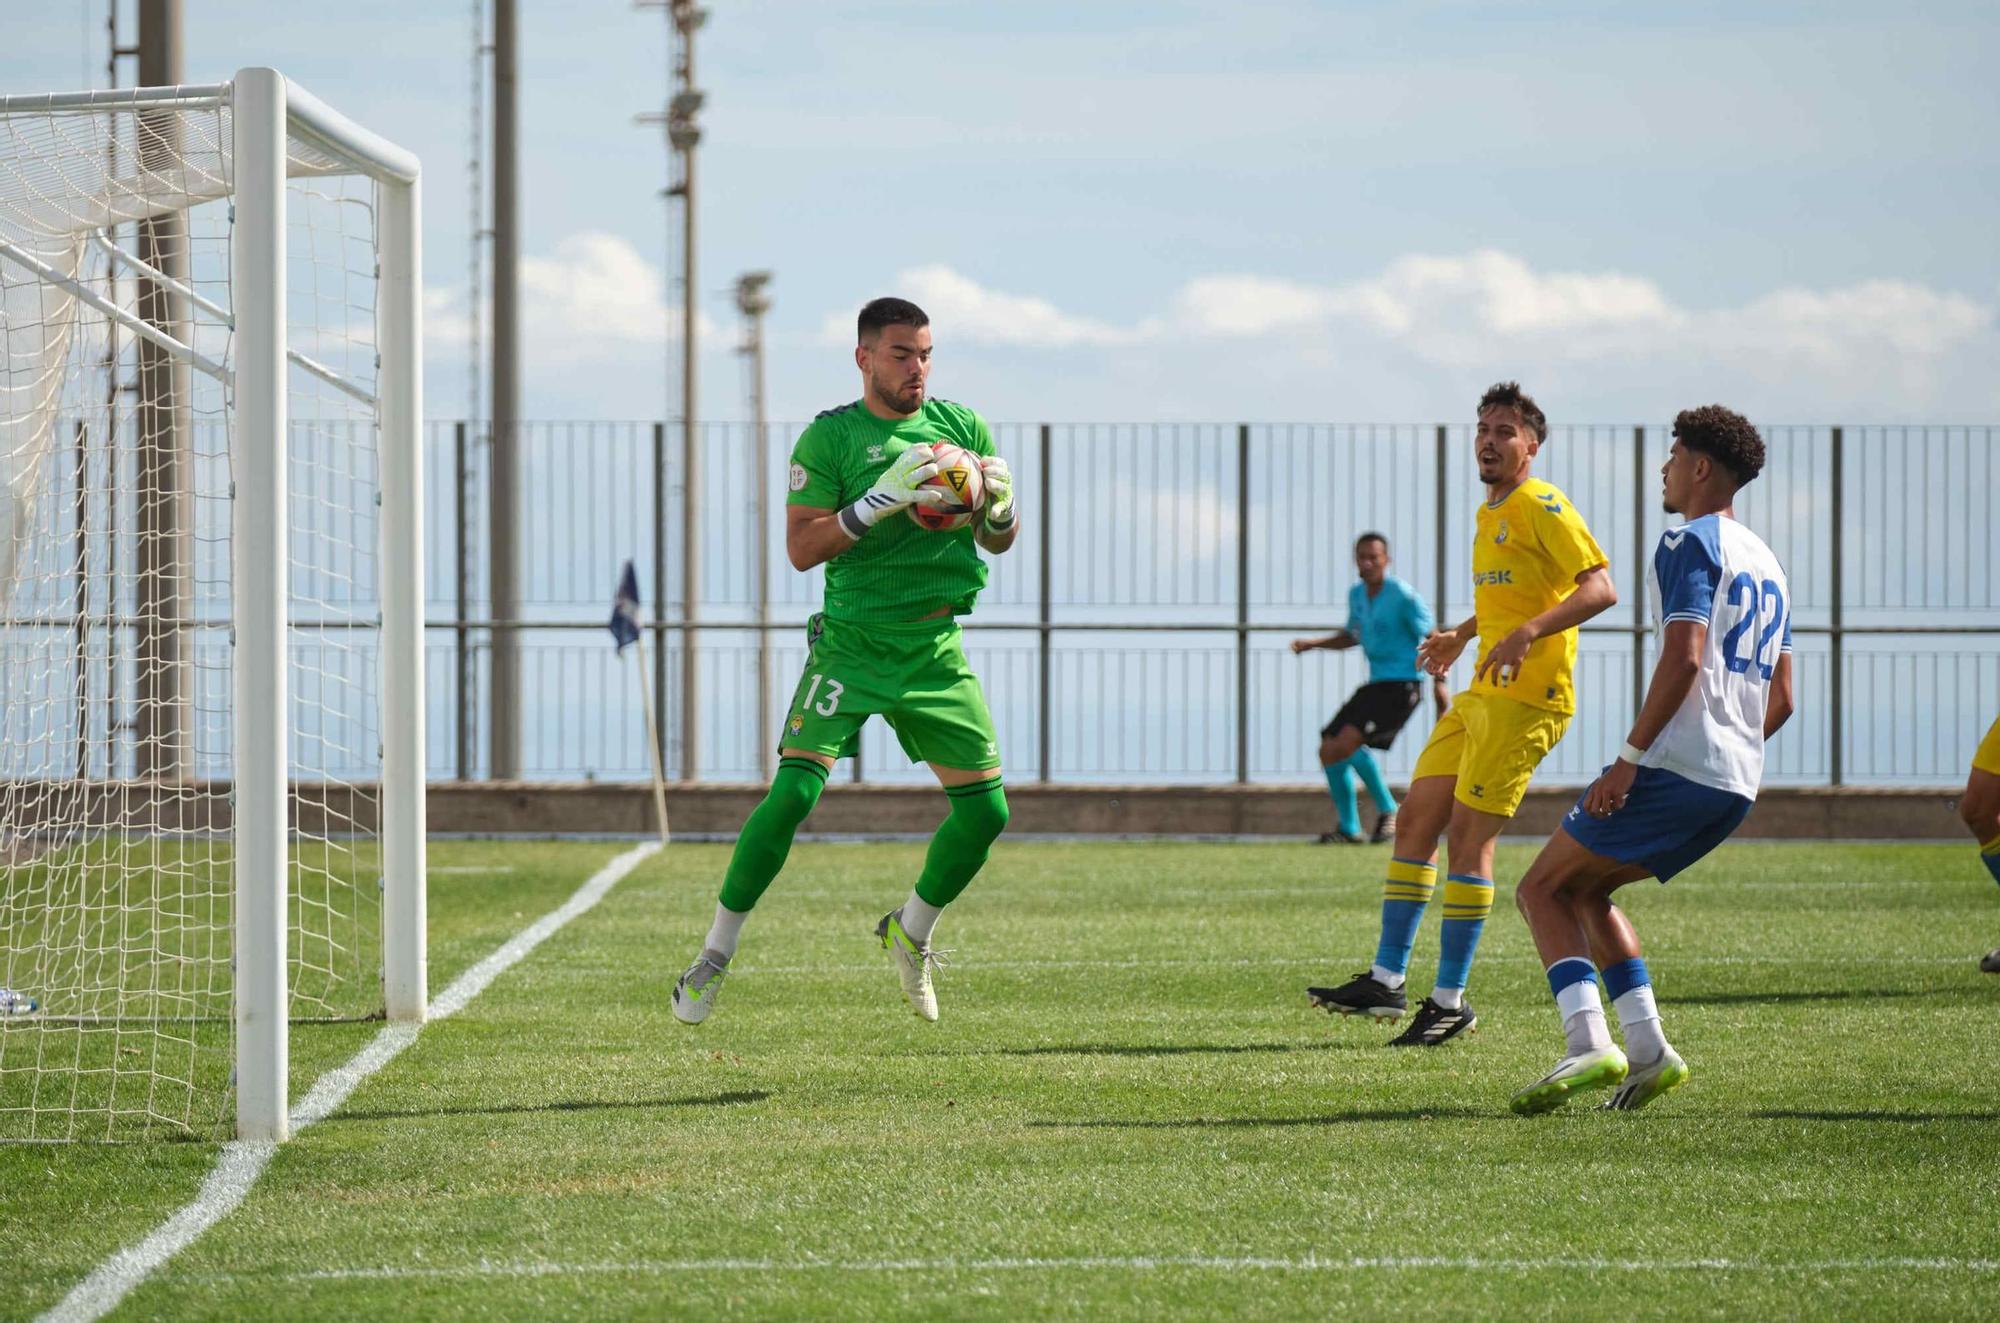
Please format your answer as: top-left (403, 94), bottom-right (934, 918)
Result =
top-left (1469, 477), bottom-right (1607, 714)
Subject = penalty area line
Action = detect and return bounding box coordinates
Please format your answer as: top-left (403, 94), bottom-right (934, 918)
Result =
top-left (38, 840), bottom-right (663, 1323)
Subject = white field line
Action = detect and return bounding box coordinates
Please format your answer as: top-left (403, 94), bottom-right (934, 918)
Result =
top-left (186, 1252), bottom-right (2000, 1284)
top-left (39, 841), bottom-right (662, 1323)
top-left (429, 865), bottom-right (517, 875)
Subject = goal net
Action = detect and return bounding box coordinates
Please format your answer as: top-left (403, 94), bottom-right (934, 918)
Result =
top-left (0, 70), bottom-right (425, 1142)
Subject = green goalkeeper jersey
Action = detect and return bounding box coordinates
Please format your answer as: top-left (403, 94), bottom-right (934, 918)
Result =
top-left (787, 398), bottom-right (997, 623)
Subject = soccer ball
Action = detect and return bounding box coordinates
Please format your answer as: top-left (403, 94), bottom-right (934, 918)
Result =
top-left (910, 443), bottom-right (985, 531)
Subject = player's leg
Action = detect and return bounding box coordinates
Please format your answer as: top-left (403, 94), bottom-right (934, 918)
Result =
top-left (1306, 702), bottom-right (1462, 1020)
top-left (1395, 695), bottom-right (1568, 1045)
top-left (1317, 721), bottom-right (1366, 843)
top-left (1961, 716), bottom-right (2000, 969)
top-left (671, 618), bottom-right (878, 1024)
top-left (876, 629), bottom-right (1007, 1020)
top-left (1509, 828), bottom-right (1647, 1112)
top-left (1351, 683), bottom-right (1423, 840)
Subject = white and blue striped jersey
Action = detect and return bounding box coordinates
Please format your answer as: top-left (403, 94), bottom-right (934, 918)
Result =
top-left (1640, 514), bottom-right (1791, 799)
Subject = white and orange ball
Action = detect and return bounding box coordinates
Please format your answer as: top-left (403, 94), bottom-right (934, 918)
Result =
top-left (909, 443), bottom-right (985, 531)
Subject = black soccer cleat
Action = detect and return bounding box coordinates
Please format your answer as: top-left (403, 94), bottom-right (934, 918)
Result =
top-left (1387, 996), bottom-right (1477, 1047)
top-left (1980, 948), bottom-right (2000, 974)
top-left (1316, 830), bottom-right (1367, 845)
top-left (1370, 811), bottom-right (1398, 844)
top-left (1307, 973), bottom-right (1407, 1021)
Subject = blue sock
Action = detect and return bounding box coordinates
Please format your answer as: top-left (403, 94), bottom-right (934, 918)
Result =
top-left (1323, 762), bottom-right (1361, 838)
top-left (1599, 956), bottom-right (1649, 1001)
top-left (1348, 748), bottom-right (1397, 816)
top-left (1435, 874), bottom-right (1494, 993)
top-left (1372, 858), bottom-right (1437, 980)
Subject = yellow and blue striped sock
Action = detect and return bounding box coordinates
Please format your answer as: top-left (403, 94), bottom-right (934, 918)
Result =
top-left (1435, 873), bottom-right (1494, 997)
top-left (1982, 832), bottom-right (2000, 886)
top-left (1371, 857), bottom-right (1437, 983)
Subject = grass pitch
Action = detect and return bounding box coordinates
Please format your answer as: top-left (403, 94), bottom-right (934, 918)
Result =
top-left (4, 837), bottom-right (1998, 1320)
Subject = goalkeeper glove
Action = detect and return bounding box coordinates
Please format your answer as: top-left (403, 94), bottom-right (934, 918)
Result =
top-left (979, 455), bottom-right (1016, 531)
top-left (837, 443), bottom-right (948, 539)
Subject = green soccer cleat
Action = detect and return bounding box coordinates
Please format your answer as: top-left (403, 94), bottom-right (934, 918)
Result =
top-left (670, 949), bottom-right (730, 1025)
top-left (875, 909), bottom-right (950, 1022)
top-left (1601, 1046), bottom-right (1690, 1111)
top-left (1510, 1046), bottom-right (1629, 1115)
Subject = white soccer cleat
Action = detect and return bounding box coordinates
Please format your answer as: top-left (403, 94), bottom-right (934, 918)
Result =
top-left (1601, 1046), bottom-right (1690, 1111)
top-left (1510, 1045), bottom-right (1629, 1115)
top-left (671, 949), bottom-right (730, 1025)
top-left (875, 909), bottom-right (949, 1022)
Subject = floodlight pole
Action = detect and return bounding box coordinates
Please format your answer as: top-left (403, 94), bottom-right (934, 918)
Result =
top-left (489, 0), bottom-right (521, 779)
top-left (637, 0), bottom-right (707, 782)
top-left (737, 271), bottom-right (773, 778)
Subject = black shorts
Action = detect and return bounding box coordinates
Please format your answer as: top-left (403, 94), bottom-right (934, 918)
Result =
top-left (1322, 681), bottom-right (1424, 751)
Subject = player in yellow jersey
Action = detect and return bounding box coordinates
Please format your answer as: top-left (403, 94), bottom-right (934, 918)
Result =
top-left (1308, 382), bottom-right (1617, 1045)
top-left (1961, 713), bottom-right (2000, 971)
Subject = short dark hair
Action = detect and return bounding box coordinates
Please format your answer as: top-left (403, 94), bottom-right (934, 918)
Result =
top-left (1355, 532), bottom-right (1389, 555)
top-left (1478, 381), bottom-right (1547, 442)
top-left (857, 296), bottom-right (929, 343)
top-left (1672, 404), bottom-right (1765, 486)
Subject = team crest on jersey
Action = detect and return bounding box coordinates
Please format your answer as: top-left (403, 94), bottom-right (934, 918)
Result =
top-left (1494, 520), bottom-right (1510, 545)
top-left (788, 462), bottom-right (807, 492)
top-left (788, 713), bottom-right (805, 734)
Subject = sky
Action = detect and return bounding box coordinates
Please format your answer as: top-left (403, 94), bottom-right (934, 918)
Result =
top-left (4, 1), bottom-right (1998, 426)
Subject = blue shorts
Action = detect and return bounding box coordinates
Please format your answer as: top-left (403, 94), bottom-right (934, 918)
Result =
top-left (1560, 766), bottom-right (1753, 881)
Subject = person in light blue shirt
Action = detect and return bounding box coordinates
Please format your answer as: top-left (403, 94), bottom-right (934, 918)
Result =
top-left (1292, 533), bottom-right (1447, 843)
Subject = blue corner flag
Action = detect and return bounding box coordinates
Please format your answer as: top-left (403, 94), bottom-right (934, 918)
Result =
top-left (609, 560), bottom-right (642, 653)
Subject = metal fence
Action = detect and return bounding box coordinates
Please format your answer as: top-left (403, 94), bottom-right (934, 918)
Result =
top-left (424, 420), bottom-right (2000, 787)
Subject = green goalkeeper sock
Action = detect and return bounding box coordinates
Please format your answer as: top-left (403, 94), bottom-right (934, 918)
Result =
top-left (716, 757), bottom-right (828, 912)
top-left (912, 777), bottom-right (1009, 909)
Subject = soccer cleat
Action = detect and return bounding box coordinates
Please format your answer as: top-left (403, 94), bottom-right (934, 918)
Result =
top-left (1370, 811), bottom-right (1398, 844)
top-left (1600, 1046), bottom-right (1689, 1111)
top-left (1316, 830), bottom-right (1366, 845)
top-left (0, 987), bottom-right (37, 1017)
top-left (1510, 1046), bottom-right (1630, 1115)
top-left (670, 949), bottom-right (730, 1025)
top-left (876, 909), bottom-right (950, 1022)
top-left (1980, 948), bottom-right (2000, 974)
top-left (1306, 973), bottom-right (1407, 1021)
top-left (1387, 996), bottom-right (1477, 1046)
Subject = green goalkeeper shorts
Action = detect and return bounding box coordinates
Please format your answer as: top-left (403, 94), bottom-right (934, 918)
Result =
top-left (781, 613), bottom-right (1002, 771)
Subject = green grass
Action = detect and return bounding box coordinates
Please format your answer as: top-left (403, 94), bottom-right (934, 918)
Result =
top-left (5, 838), bottom-right (1999, 1320)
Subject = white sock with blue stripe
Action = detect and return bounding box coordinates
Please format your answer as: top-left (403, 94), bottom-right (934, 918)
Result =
top-left (1547, 957), bottom-right (1612, 1055)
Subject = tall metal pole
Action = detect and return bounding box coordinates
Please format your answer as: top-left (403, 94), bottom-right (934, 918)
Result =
top-left (489, 0), bottom-right (521, 778)
top-left (736, 271), bottom-right (773, 779)
top-left (640, 2), bottom-right (707, 781)
top-left (136, 0), bottom-right (192, 783)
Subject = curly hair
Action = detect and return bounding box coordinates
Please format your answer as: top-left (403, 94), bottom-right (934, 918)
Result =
top-left (1672, 405), bottom-right (1765, 486)
top-left (1477, 381), bottom-right (1547, 442)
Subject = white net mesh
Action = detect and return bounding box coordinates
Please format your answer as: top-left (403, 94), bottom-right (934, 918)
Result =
top-left (0, 90), bottom-right (387, 1141)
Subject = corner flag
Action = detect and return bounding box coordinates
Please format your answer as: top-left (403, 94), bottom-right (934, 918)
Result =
top-left (610, 560), bottom-right (642, 653)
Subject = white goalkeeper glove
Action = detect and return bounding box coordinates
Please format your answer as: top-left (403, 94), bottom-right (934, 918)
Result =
top-left (979, 455), bottom-right (1016, 531)
top-left (837, 443), bottom-right (949, 539)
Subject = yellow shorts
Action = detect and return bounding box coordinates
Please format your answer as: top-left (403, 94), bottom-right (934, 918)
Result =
top-left (1975, 713), bottom-right (2000, 777)
top-left (1411, 689), bottom-right (1570, 817)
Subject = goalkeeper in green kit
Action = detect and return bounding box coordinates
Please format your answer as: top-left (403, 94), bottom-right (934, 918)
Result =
top-left (671, 297), bottom-right (1018, 1025)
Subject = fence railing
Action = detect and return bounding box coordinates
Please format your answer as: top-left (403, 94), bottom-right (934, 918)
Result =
top-left (422, 420), bottom-right (1997, 787)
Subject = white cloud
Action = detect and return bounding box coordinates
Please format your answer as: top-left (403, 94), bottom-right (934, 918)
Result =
top-left (425, 232), bottom-right (720, 367)
top-left (817, 263), bottom-right (1136, 349)
top-left (821, 255), bottom-right (1996, 418)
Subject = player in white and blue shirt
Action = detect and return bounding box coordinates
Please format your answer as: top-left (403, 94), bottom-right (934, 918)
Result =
top-left (1506, 406), bottom-right (1797, 1116)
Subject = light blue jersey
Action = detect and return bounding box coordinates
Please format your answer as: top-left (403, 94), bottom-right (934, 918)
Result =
top-left (1346, 574), bottom-right (1435, 683)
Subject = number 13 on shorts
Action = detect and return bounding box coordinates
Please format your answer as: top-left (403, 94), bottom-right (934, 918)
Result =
top-left (798, 673), bottom-right (844, 717)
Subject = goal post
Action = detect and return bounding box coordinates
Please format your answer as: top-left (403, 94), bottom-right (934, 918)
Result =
top-left (0, 68), bottom-right (425, 1143)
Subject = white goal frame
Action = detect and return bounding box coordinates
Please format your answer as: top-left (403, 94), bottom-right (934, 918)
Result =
top-left (0, 68), bottom-right (426, 1142)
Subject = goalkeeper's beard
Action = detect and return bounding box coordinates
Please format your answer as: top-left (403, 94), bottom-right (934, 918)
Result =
top-left (874, 372), bottom-right (925, 416)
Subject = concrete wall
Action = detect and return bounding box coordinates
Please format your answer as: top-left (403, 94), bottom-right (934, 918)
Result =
top-left (428, 782), bottom-right (1970, 840)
